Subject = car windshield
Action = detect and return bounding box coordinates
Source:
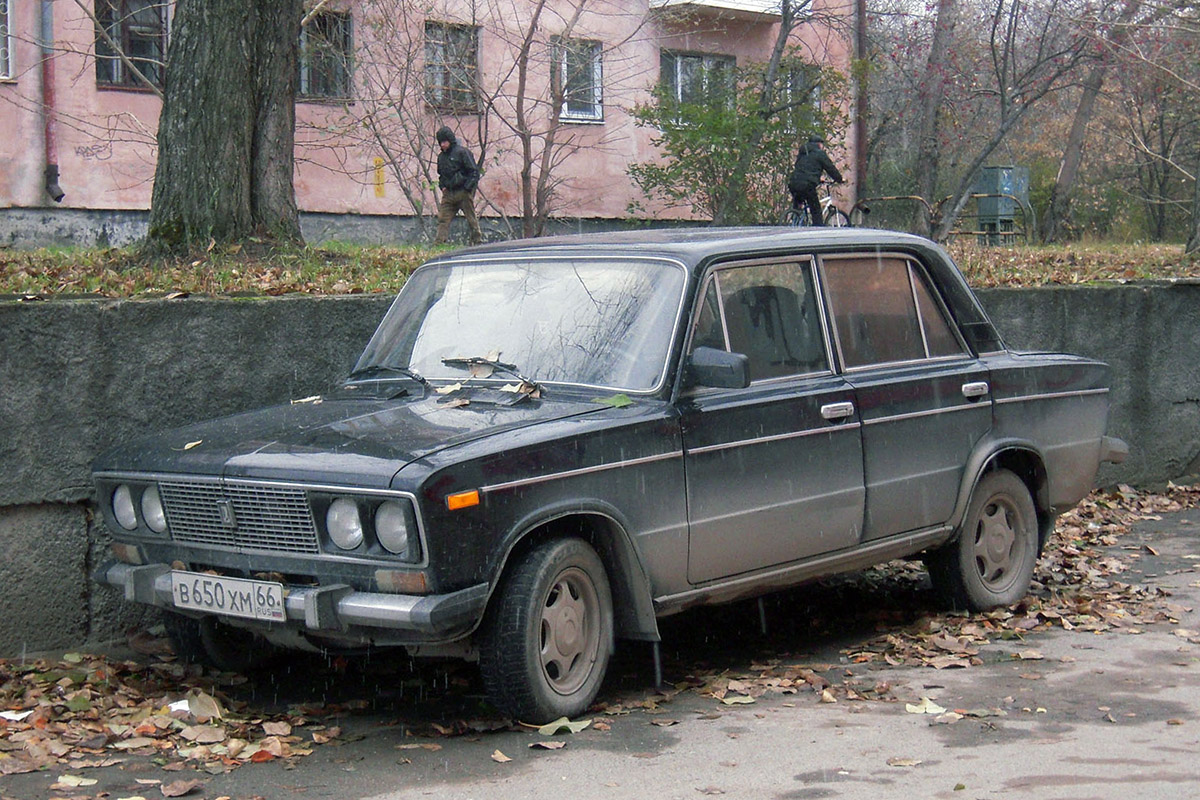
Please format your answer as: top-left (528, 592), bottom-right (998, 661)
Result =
top-left (354, 257), bottom-right (688, 392)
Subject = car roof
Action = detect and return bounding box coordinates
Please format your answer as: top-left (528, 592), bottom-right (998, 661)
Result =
top-left (425, 226), bottom-right (948, 272)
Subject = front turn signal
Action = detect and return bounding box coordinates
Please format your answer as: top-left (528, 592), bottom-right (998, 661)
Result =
top-left (446, 489), bottom-right (480, 511)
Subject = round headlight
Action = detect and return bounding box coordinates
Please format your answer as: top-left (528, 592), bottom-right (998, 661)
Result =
top-left (327, 498), bottom-right (364, 550)
top-left (113, 485), bottom-right (138, 530)
top-left (375, 501), bottom-right (411, 556)
top-left (141, 485), bottom-right (167, 533)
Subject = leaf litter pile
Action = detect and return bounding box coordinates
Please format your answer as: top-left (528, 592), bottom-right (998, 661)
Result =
top-left (2, 485), bottom-right (1198, 788)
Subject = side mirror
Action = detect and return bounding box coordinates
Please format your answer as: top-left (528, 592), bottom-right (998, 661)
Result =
top-left (687, 346), bottom-right (751, 389)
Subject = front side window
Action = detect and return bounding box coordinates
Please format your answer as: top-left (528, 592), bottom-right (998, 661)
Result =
top-left (660, 50), bottom-right (734, 106)
top-left (822, 255), bottom-right (965, 368)
top-left (553, 37), bottom-right (603, 121)
top-left (691, 260), bottom-right (828, 382)
top-left (356, 259), bottom-right (687, 392)
top-left (95, 0), bottom-right (166, 89)
top-left (425, 21), bottom-right (478, 112)
top-left (300, 11), bottom-right (352, 99)
top-left (1, 0), bottom-right (12, 80)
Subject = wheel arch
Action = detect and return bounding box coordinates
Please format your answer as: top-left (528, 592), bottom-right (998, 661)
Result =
top-left (954, 439), bottom-right (1054, 551)
top-left (491, 503), bottom-right (660, 643)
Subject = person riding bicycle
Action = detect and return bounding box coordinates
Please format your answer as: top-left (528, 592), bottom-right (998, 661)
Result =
top-left (788, 134), bottom-right (843, 226)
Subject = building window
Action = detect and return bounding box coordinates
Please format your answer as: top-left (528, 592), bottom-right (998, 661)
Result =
top-left (660, 50), bottom-right (734, 106)
top-left (1, 0), bottom-right (12, 80)
top-left (95, 0), bottom-right (167, 89)
top-left (425, 21), bottom-right (478, 112)
top-left (553, 37), bottom-right (603, 122)
top-left (299, 11), bottom-right (353, 98)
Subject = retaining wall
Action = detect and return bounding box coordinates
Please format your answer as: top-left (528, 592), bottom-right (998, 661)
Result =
top-left (1, 284), bottom-right (1197, 654)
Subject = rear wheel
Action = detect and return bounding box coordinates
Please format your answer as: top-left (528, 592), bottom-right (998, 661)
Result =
top-left (163, 613), bottom-right (277, 673)
top-left (929, 469), bottom-right (1038, 611)
top-left (823, 208), bottom-right (851, 227)
top-left (479, 538), bottom-right (613, 723)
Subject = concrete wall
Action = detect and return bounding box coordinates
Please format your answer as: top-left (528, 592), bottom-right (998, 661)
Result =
top-left (1, 284), bottom-right (1197, 654)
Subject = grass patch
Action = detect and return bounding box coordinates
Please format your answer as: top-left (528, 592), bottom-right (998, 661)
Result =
top-left (0, 241), bottom-right (435, 298)
top-left (948, 241), bottom-right (1197, 288)
top-left (2, 238), bottom-right (1196, 299)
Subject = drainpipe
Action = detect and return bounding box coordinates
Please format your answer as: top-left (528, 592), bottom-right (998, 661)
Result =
top-left (40, 0), bottom-right (65, 202)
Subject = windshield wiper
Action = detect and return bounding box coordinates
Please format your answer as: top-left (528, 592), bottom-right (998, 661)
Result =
top-left (441, 356), bottom-right (541, 393)
top-left (345, 364), bottom-right (428, 386)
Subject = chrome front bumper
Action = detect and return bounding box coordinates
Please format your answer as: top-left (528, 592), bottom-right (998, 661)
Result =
top-left (95, 561), bottom-right (488, 637)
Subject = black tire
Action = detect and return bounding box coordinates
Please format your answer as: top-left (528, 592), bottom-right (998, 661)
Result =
top-left (928, 469), bottom-right (1038, 611)
top-left (163, 612), bottom-right (277, 673)
top-left (784, 207), bottom-right (809, 227)
top-left (479, 538), bottom-right (614, 723)
top-left (823, 208), bottom-right (851, 227)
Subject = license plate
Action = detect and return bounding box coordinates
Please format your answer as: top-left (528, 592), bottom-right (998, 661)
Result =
top-left (171, 571), bottom-right (285, 622)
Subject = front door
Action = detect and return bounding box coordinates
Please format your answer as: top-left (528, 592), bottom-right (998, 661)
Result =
top-left (681, 258), bottom-right (865, 584)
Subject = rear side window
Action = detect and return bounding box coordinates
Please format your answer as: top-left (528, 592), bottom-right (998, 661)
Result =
top-left (822, 255), bottom-right (965, 369)
top-left (690, 259), bottom-right (828, 382)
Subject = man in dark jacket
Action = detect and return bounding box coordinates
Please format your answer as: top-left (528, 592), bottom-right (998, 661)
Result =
top-left (788, 134), bottom-right (843, 225)
top-left (434, 126), bottom-right (482, 244)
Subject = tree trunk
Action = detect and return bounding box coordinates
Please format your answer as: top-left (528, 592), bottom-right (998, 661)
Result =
top-left (252, 0), bottom-right (303, 241)
top-left (1188, 150), bottom-right (1200, 255)
top-left (148, 0), bottom-right (302, 251)
top-left (911, 0), bottom-right (958, 236)
top-left (1040, 65), bottom-right (1104, 243)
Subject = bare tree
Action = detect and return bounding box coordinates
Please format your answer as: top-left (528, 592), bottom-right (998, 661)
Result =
top-left (927, 0), bottom-right (1091, 241)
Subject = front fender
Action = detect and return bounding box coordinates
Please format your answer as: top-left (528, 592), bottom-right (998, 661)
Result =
top-left (493, 499), bottom-right (661, 642)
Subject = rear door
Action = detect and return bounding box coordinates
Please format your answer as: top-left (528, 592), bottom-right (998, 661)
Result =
top-left (680, 257), bottom-right (865, 584)
top-left (819, 253), bottom-right (992, 540)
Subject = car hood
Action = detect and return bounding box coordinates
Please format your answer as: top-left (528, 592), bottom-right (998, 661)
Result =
top-left (93, 389), bottom-right (607, 489)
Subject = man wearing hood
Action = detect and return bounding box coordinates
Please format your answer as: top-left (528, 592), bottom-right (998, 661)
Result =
top-left (788, 134), bottom-right (843, 226)
top-left (434, 126), bottom-right (482, 244)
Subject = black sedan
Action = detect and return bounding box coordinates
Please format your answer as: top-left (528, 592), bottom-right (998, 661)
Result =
top-left (94, 228), bottom-right (1126, 722)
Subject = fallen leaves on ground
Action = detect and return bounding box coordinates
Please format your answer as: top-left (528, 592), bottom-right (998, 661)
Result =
top-left (843, 483), bottom-right (1200, 671)
top-left (0, 654), bottom-right (338, 777)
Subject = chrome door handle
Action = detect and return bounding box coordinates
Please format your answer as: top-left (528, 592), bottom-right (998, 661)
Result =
top-left (962, 381), bottom-right (990, 399)
top-left (821, 402), bottom-right (855, 421)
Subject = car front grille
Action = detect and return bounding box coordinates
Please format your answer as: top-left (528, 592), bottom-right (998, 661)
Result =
top-left (158, 479), bottom-right (320, 555)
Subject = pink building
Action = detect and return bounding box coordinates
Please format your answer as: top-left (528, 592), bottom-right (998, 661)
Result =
top-left (0, 0), bottom-right (858, 245)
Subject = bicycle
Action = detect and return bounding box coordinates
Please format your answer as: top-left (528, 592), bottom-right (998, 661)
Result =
top-left (784, 180), bottom-right (851, 227)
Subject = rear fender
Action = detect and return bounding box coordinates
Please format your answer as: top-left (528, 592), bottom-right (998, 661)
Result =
top-left (952, 438), bottom-right (1052, 550)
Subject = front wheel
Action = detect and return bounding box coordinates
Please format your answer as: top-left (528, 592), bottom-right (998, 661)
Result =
top-left (479, 538), bottom-right (613, 723)
top-left (823, 207), bottom-right (851, 227)
top-left (928, 469), bottom-right (1038, 611)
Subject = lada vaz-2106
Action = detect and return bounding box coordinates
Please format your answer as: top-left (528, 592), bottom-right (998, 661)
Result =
top-left (95, 228), bottom-right (1127, 722)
